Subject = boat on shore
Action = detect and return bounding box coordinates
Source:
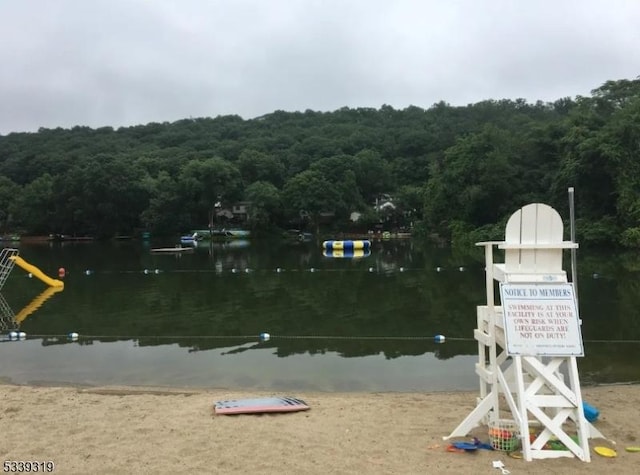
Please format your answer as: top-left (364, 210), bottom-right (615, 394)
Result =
top-left (48, 234), bottom-right (95, 242)
top-left (180, 234), bottom-right (198, 245)
top-left (190, 228), bottom-right (251, 240)
top-left (0, 235), bottom-right (21, 242)
top-left (284, 229), bottom-right (314, 243)
top-left (150, 246), bottom-right (194, 254)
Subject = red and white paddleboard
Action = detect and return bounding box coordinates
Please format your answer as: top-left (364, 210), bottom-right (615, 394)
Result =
top-left (214, 397), bottom-right (310, 415)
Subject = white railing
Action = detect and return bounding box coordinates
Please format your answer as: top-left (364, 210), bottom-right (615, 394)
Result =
top-left (0, 248), bottom-right (19, 291)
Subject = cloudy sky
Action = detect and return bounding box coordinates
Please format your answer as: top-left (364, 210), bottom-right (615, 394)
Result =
top-left (1, 0), bottom-right (638, 134)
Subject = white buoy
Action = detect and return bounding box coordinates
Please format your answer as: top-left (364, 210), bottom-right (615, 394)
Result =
top-left (68, 332), bottom-right (79, 341)
top-left (84, 269), bottom-right (92, 275)
top-left (8, 331), bottom-right (18, 341)
top-left (259, 332), bottom-right (271, 342)
top-left (310, 268), bottom-right (315, 273)
top-left (434, 334), bottom-right (446, 343)
top-left (231, 268), bottom-right (237, 273)
top-left (143, 269), bottom-right (149, 274)
top-left (459, 266), bottom-right (465, 272)
top-left (244, 268), bottom-right (251, 273)
top-left (276, 268), bottom-right (283, 273)
top-left (154, 269), bottom-right (160, 274)
top-left (399, 267), bottom-right (404, 272)
top-left (28, 273), bottom-right (33, 278)
top-left (436, 267), bottom-right (442, 272)
top-left (368, 267), bottom-right (374, 273)
top-left (18, 332), bottom-right (26, 340)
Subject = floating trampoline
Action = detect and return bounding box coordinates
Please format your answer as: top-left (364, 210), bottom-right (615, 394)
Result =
top-left (322, 240), bottom-right (370, 251)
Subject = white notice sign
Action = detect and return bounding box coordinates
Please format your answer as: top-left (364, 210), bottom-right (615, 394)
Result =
top-left (499, 283), bottom-right (584, 357)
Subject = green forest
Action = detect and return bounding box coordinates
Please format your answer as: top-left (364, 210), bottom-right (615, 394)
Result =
top-left (0, 77), bottom-right (638, 246)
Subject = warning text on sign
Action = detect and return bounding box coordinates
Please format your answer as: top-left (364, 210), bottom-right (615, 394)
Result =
top-left (499, 283), bottom-right (584, 357)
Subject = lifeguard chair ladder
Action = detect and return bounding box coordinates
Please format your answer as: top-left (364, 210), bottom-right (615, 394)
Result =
top-left (445, 203), bottom-right (601, 462)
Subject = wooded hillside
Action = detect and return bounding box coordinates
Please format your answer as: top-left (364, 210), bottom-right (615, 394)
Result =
top-left (1, 77), bottom-right (638, 246)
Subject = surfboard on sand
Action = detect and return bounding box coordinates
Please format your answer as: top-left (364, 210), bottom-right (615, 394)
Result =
top-left (214, 397), bottom-right (310, 415)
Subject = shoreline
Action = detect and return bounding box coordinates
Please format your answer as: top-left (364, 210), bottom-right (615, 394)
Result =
top-left (1, 382), bottom-right (638, 474)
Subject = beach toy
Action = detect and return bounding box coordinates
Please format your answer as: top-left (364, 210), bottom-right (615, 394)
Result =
top-left (582, 401), bottom-right (599, 422)
top-left (446, 444), bottom-right (465, 453)
top-left (594, 446), bottom-right (617, 457)
top-left (472, 437), bottom-right (494, 450)
top-left (492, 460), bottom-right (510, 474)
top-left (625, 446), bottom-right (640, 453)
top-left (489, 420), bottom-right (520, 452)
top-left (547, 438), bottom-right (566, 450)
top-left (450, 441), bottom-right (478, 451)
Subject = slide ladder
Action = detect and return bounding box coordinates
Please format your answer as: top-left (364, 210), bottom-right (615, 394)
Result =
top-left (0, 248), bottom-right (19, 291)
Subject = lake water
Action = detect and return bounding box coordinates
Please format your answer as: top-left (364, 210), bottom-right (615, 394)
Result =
top-left (1, 238), bottom-right (639, 391)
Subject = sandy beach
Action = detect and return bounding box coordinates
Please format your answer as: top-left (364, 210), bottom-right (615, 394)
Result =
top-left (1, 383), bottom-right (638, 474)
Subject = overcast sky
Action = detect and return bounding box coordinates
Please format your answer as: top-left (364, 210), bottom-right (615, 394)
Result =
top-left (1, 0), bottom-right (638, 134)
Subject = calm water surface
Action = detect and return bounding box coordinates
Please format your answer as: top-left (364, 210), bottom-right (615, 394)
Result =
top-left (1, 238), bottom-right (639, 391)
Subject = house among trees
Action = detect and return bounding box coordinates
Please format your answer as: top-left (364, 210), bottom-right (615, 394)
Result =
top-left (375, 194), bottom-right (396, 213)
top-left (215, 201), bottom-right (251, 223)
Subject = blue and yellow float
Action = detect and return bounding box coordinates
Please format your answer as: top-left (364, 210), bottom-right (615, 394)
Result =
top-left (322, 240), bottom-right (370, 251)
top-left (323, 249), bottom-right (371, 258)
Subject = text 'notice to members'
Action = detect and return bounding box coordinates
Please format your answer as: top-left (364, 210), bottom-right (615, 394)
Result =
top-left (499, 283), bottom-right (584, 357)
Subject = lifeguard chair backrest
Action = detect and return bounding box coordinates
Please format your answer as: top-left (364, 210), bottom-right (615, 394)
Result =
top-left (503, 203), bottom-right (564, 275)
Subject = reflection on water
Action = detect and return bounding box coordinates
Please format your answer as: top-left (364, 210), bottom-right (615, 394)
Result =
top-left (0, 239), bottom-right (639, 390)
top-left (1, 281), bottom-right (63, 332)
top-left (0, 339), bottom-right (480, 391)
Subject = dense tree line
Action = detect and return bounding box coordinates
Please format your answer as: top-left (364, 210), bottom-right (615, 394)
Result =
top-left (0, 77), bottom-right (638, 246)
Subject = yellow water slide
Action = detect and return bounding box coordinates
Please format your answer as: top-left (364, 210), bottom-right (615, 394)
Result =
top-left (9, 256), bottom-right (64, 288)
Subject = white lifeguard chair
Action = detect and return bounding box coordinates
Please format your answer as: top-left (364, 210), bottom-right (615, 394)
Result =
top-left (445, 203), bottom-right (602, 461)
